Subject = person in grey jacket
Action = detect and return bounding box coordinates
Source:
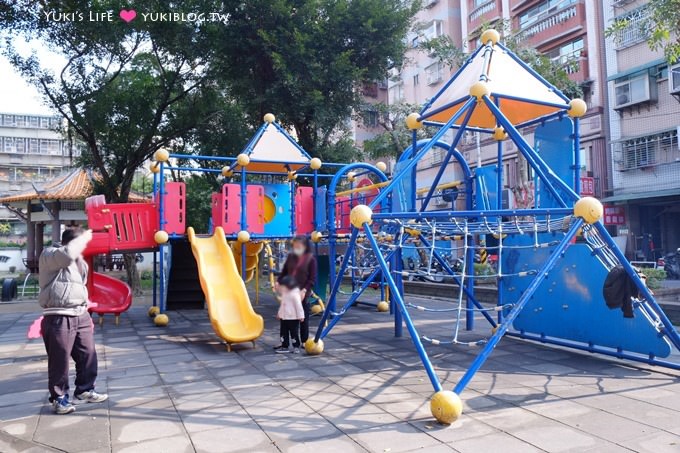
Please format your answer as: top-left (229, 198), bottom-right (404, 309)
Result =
top-left (39, 227), bottom-right (108, 414)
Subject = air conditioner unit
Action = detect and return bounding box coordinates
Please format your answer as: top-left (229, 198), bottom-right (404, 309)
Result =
top-left (435, 190), bottom-right (449, 206)
top-left (670, 64), bottom-right (680, 94)
top-left (426, 69), bottom-right (442, 86)
top-left (613, 72), bottom-right (657, 109)
top-left (431, 149), bottom-right (444, 164)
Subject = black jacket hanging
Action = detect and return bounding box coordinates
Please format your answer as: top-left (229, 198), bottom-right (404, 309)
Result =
top-left (603, 265), bottom-right (639, 318)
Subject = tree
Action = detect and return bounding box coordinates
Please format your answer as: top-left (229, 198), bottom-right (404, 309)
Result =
top-left (2, 0), bottom-right (231, 293)
top-left (606, 0), bottom-right (680, 64)
top-left (214, 0), bottom-right (419, 160)
top-left (361, 102), bottom-right (428, 161)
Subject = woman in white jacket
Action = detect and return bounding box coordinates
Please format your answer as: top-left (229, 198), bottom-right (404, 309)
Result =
top-left (274, 275), bottom-right (305, 354)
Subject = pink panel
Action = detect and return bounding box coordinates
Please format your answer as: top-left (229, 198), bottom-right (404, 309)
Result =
top-left (221, 184), bottom-right (242, 234)
top-left (211, 193), bottom-right (223, 232)
top-left (246, 185), bottom-right (265, 234)
top-left (295, 186), bottom-right (314, 234)
top-left (85, 199), bottom-right (159, 253)
top-left (335, 196), bottom-right (351, 234)
top-left (163, 182), bottom-right (186, 235)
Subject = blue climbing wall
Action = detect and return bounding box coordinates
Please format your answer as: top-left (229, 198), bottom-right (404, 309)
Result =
top-left (534, 117), bottom-right (575, 208)
top-left (263, 183), bottom-right (292, 236)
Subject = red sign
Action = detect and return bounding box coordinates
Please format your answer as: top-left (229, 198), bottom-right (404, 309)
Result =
top-left (580, 177), bottom-right (595, 196)
top-left (604, 206), bottom-right (626, 225)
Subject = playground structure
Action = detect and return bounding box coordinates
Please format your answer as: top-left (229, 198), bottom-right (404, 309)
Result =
top-left (24, 29), bottom-right (680, 425)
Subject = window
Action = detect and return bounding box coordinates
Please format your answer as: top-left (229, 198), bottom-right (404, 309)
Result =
top-left (29, 116), bottom-right (39, 128)
top-left (39, 139), bottom-right (62, 155)
top-left (40, 117), bottom-right (51, 128)
top-left (14, 138), bottom-right (26, 154)
top-left (547, 38), bottom-right (584, 64)
top-left (425, 62), bottom-right (443, 85)
top-left (388, 83), bottom-right (404, 102)
top-left (519, 0), bottom-right (577, 28)
top-left (613, 7), bottom-right (650, 49)
top-left (670, 64), bottom-right (680, 94)
top-left (15, 116), bottom-right (26, 127)
top-left (363, 110), bottom-right (378, 128)
top-left (420, 20), bottom-right (443, 41)
top-left (411, 36), bottom-right (419, 48)
top-left (2, 115), bottom-right (15, 127)
top-left (28, 139), bottom-right (39, 154)
top-left (473, 0), bottom-right (489, 6)
top-left (613, 71), bottom-right (656, 109)
top-left (614, 129), bottom-right (678, 171)
top-left (413, 74), bottom-right (419, 86)
top-left (3, 137), bottom-right (14, 153)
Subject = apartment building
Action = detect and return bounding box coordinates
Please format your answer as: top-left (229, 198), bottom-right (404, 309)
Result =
top-left (0, 112), bottom-right (75, 234)
top-left (381, 0), bottom-right (608, 209)
top-left (603, 0), bottom-right (680, 259)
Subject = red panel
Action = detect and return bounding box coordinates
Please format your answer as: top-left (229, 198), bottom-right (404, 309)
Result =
top-left (295, 186), bottom-right (314, 234)
top-left (246, 185), bottom-right (265, 234)
top-left (335, 196), bottom-right (351, 234)
top-left (163, 182), bottom-right (186, 235)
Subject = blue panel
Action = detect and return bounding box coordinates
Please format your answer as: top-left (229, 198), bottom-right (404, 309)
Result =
top-left (502, 236), bottom-right (671, 358)
top-left (263, 183), bottom-right (292, 236)
top-left (392, 160), bottom-right (414, 212)
top-left (315, 186), bottom-right (328, 232)
top-left (474, 165), bottom-right (498, 222)
top-left (534, 118), bottom-right (574, 208)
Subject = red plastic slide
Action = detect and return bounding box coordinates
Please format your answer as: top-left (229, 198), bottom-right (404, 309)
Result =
top-left (88, 272), bottom-right (133, 320)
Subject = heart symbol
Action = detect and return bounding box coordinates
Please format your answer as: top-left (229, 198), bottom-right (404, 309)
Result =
top-left (119, 9), bottom-right (137, 23)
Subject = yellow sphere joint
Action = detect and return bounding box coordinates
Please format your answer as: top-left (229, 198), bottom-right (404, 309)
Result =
top-left (311, 231), bottom-right (323, 243)
top-left (154, 314), bottom-right (169, 327)
top-left (346, 171), bottom-right (356, 182)
top-left (149, 162), bottom-right (160, 174)
top-left (568, 98), bottom-right (587, 118)
top-left (492, 127), bottom-right (507, 141)
top-left (430, 390), bottom-right (463, 425)
top-left (287, 171), bottom-right (297, 181)
top-left (236, 153), bottom-right (250, 167)
top-left (153, 149), bottom-right (170, 162)
top-left (311, 304), bottom-right (323, 315)
top-left (405, 112), bottom-right (423, 130)
top-left (154, 230), bottom-right (169, 244)
top-left (263, 113), bottom-right (276, 123)
top-left (470, 81), bottom-right (490, 100)
top-left (376, 301), bottom-right (389, 312)
top-left (221, 166), bottom-right (233, 177)
top-left (376, 161), bottom-right (387, 172)
top-left (148, 306), bottom-right (160, 318)
top-left (349, 204), bottom-right (373, 229)
top-left (480, 29), bottom-right (500, 46)
top-left (304, 338), bottom-right (324, 355)
top-left (574, 196), bottom-right (603, 224)
top-left (309, 157), bottom-right (322, 170)
top-left (237, 230), bottom-right (251, 243)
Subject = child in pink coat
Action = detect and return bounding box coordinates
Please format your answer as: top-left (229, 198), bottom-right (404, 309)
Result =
top-left (275, 276), bottom-right (305, 354)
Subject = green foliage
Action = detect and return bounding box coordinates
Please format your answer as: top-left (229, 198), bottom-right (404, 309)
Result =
top-left (140, 270), bottom-right (153, 280)
top-left (362, 102), bottom-right (428, 160)
top-left (0, 222), bottom-right (11, 236)
top-left (213, 0), bottom-right (418, 159)
top-left (643, 268), bottom-right (667, 290)
top-left (0, 241), bottom-right (23, 248)
top-left (606, 0), bottom-right (680, 64)
top-left (473, 262), bottom-right (495, 277)
top-left (183, 174), bottom-right (220, 234)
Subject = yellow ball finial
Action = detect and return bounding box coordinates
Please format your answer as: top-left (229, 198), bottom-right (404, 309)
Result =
top-left (405, 112), bottom-right (423, 130)
top-left (376, 161), bottom-right (387, 172)
top-left (263, 113), bottom-right (276, 123)
top-left (154, 230), bottom-right (169, 244)
top-left (310, 157), bottom-right (322, 170)
top-left (236, 153), bottom-right (250, 167)
top-left (147, 306), bottom-right (160, 318)
top-left (492, 127), bottom-right (507, 141)
top-left (480, 29), bottom-right (500, 46)
top-left (310, 304), bottom-right (323, 315)
top-left (154, 313), bottom-right (169, 327)
top-left (430, 390), bottom-right (463, 425)
top-left (221, 166), bottom-right (233, 177)
top-left (568, 99), bottom-right (587, 118)
top-left (574, 197), bottom-right (603, 224)
top-left (287, 171), bottom-right (298, 181)
top-left (376, 301), bottom-right (389, 312)
top-left (350, 204), bottom-right (373, 228)
top-left (149, 162), bottom-right (160, 174)
top-left (154, 149), bottom-right (170, 162)
top-left (311, 231), bottom-right (323, 243)
top-left (347, 171), bottom-right (356, 182)
top-left (237, 230), bottom-right (250, 243)
top-left (470, 81), bottom-right (490, 100)
top-left (304, 338), bottom-right (324, 355)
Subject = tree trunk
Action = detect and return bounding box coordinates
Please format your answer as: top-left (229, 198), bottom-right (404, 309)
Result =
top-left (123, 254), bottom-right (143, 296)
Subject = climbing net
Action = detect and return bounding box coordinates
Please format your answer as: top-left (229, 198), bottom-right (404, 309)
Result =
top-left (349, 214), bottom-right (580, 346)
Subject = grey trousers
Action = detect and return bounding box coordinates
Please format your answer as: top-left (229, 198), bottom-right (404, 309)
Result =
top-left (41, 312), bottom-right (98, 401)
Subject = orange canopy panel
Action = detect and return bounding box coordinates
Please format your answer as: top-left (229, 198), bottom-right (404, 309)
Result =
top-left (422, 46), bottom-right (567, 128)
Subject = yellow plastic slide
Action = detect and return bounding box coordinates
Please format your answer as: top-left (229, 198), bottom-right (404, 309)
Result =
top-left (187, 226), bottom-right (264, 350)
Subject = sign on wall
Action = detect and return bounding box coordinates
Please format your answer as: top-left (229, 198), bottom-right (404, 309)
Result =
top-left (580, 176), bottom-right (595, 196)
top-left (604, 205), bottom-right (626, 225)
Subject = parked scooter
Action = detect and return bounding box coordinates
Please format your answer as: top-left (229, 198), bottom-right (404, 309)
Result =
top-left (663, 248), bottom-right (680, 279)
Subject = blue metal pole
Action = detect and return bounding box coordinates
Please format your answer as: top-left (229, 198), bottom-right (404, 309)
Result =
top-left (158, 162), bottom-right (166, 313)
top-left (364, 224), bottom-right (442, 391)
top-left (369, 97), bottom-right (477, 210)
top-left (482, 96), bottom-right (576, 206)
top-left (152, 169), bottom-right (158, 308)
top-left (372, 207), bottom-right (574, 220)
top-left (592, 222), bottom-right (680, 350)
top-left (313, 228), bottom-right (360, 342)
top-left (453, 218), bottom-right (584, 394)
top-left (240, 166), bottom-right (247, 280)
top-left (290, 178), bottom-right (296, 236)
top-left (573, 118), bottom-right (581, 194)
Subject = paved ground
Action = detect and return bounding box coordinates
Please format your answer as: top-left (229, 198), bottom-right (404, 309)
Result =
top-left (1, 294), bottom-right (680, 453)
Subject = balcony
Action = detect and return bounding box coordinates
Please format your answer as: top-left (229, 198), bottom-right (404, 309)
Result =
top-left (516, 2), bottom-right (585, 49)
top-left (565, 56), bottom-right (589, 82)
top-left (469, 0), bottom-right (502, 31)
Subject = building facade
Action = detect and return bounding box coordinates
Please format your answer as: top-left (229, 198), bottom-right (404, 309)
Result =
top-left (603, 0), bottom-right (680, 260)
top-left (0, 112), bottom-right (75, 235)
top-left (378, 0), bottom-right (609, 210)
